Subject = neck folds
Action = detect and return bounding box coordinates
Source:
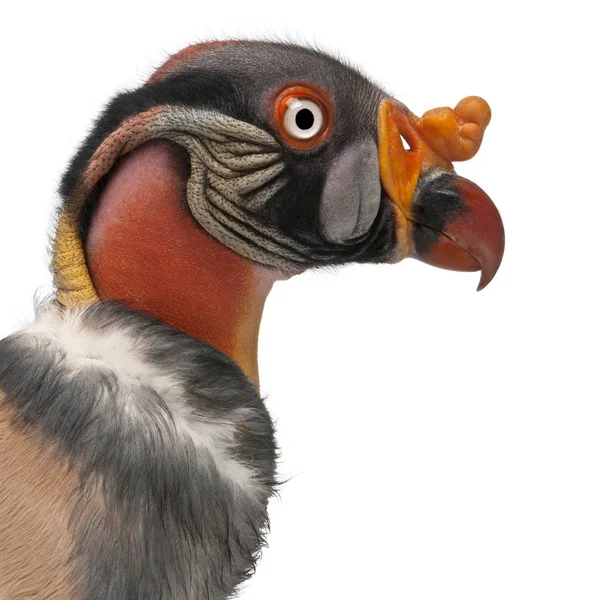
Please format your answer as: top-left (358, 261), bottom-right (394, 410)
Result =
top-left (85, 140), bottom-right (280, 387)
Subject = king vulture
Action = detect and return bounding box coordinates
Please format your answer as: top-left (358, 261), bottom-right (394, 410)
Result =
top-left (0, 41), bottom-right (504, 599)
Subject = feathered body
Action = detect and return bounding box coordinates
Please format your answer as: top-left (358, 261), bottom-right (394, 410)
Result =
top-left (0, 302), bottom-right (275, 598)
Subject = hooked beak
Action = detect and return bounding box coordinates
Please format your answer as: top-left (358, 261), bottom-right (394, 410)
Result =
top-left (378, 97), bottom-right (505, 290)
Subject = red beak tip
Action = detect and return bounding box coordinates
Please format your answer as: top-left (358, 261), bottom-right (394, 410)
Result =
top-left (476, 259), bottom-right (503, 291)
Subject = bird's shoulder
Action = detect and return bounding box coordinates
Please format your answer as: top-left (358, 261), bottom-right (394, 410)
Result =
top-left (0, 301), bottom-right (277, 598)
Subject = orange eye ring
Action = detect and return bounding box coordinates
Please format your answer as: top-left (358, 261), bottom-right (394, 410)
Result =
top-left (273, 85), bottom-right (333, 150)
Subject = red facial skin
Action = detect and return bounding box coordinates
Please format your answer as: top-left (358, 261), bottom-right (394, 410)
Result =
top-left (147, 42), bottom-right (240, 85)
top-left (85, 140), bottom-right (284, 387)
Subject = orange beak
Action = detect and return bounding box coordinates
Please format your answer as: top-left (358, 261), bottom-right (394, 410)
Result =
top-left (378, 97), bottom-right (505, 290)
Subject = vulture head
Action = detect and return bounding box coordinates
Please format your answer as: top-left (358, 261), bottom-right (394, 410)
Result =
top-left (53, 40), bottom-right (505, 383)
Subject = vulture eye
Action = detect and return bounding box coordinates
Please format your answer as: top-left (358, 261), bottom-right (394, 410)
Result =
top-left (283, 98), bottom-right (324, 140)
top-left (275, 85), bottom-right (332, 149)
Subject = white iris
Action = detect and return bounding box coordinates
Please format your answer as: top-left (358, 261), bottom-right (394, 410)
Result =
top-left (283, 97), bottom-right (324, 140)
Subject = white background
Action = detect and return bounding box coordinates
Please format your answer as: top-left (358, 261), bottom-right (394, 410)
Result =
top-left (0, 1), bottom-right (598, 598)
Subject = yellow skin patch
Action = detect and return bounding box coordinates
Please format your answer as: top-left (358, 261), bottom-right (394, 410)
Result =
top-left (53, 210), bottom-right (99, 307)
top-left (377, 96), bottom-right (492, 262)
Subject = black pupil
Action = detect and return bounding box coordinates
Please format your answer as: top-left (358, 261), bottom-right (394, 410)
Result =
top-left (295, 108), bottom-right (315, 130)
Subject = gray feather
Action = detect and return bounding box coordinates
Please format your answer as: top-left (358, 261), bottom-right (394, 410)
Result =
top-left (0, 301), bottom-right (277, 600)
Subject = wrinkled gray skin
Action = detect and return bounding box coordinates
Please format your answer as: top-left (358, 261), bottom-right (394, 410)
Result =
top-left (162, 42), bottom-right (392, 261)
